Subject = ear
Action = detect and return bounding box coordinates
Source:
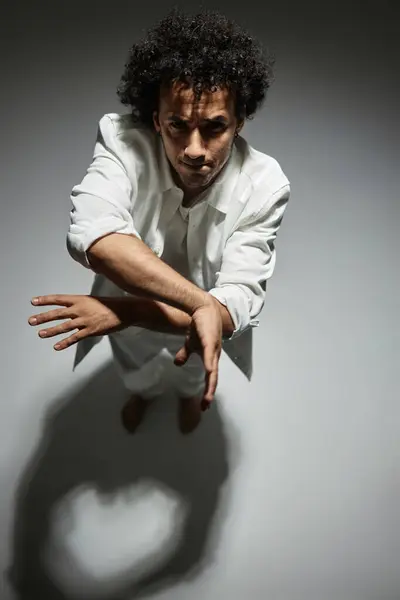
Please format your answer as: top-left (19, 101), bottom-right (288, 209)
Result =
top-left (153, 111), bottom-right (161, 133)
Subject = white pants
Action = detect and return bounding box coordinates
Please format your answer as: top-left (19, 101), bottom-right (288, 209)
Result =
top-left (109, 328), bottom-right (206, 399)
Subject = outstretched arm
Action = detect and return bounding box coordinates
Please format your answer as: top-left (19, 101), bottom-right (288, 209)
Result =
top-left (29, 293), bottom-right (234, 342)
top-left (87, 232), bottom-right (233, 327)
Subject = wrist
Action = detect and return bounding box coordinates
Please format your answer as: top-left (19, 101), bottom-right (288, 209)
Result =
top-left (189, 289), bottom-right (214, 315)
top-left (102, 296), bottom-right (139, 328)
top-left (131, 297), bottom-right (192, 334)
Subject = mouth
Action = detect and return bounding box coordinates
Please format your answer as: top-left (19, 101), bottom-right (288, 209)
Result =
top-left (180, 161), bottom-right (211, 171)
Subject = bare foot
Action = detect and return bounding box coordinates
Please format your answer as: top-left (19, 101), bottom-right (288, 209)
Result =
top-left (178, 396), bottom-right (202, 434)
top-left (121, 395), bottom-right (150, 433)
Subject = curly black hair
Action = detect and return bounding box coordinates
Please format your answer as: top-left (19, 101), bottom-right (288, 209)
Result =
top-left (117, 7), bottom-right (275, 128)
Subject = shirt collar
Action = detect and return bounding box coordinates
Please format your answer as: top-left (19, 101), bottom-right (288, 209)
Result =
top-left (156, 135), bottom-right (242, 214)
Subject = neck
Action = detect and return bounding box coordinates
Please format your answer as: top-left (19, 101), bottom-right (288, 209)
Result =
top-left (182, 189), bottom-right (205, 208)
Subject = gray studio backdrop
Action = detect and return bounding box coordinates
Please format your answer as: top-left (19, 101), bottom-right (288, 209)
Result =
top-left (1, 1), bottom-right (398, 599)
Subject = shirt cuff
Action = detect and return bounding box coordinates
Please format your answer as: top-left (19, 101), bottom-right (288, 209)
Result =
top-left (208, 285), bottom-right (260, 341)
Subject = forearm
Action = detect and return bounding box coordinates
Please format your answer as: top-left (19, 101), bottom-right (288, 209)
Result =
top-left (107, 295), bottom-right (235, 338)
top-left (135, 297), bottom-right (235, 337)
top-left (88, 233), bottom-right (210, 315)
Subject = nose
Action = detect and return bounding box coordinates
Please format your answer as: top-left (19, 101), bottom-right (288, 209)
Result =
top-left (184, 129), bottom-right (206, 162)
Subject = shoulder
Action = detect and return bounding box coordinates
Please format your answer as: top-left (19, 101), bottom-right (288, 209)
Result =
top-left (234, 136), bottom-right (291, 216)
top-left (97, 112), bottom-right (157, 154)
top-left (96, 112), bottom-right (159, 174)
top-left (237, 136), bottom-right (290, 192)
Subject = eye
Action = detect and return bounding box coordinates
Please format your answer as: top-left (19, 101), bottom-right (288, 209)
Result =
top-left (205, 123), bottom-right (227, 134)
top-left (170, 121), bottom-right (186, 131)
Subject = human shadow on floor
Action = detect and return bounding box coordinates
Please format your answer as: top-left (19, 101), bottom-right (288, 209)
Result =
top-left (8, 360), bottom-right (234, 599)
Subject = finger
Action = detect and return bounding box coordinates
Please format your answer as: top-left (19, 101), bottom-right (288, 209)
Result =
top-left (37, 319), bottom-right (81, 339)
top-left (174, 345), bottom-right (189, 366)
top-left (52, 329), bottom-right (86, 351)
top-left (201, 398), bottom-right (212, 411)
top-left (202, 343), bottom-right (215, 374)
top-left (31, 295), bottom-right (76, 307)
top-left (203, 369), bottom-right (218, 405)
top-left (202, 357), bottom-right (219, 406)
top-left (28, 307), bottom-right (71, 326)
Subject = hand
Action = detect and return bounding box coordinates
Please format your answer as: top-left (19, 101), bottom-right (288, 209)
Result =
top-left (28, 294), bottom-right (131, 350)
top-left (174, 298), bottom-right (223, 410)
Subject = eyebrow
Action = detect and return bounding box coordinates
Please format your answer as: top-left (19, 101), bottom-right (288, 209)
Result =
top-left (167, 115), bottom-right (228, 123)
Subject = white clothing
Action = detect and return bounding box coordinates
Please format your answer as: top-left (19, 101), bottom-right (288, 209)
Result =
top-left (109, 201), bottom-right (205, 398)
top-left (109, 328), bottom-right (206, 399)
top-left (67, 113), bottom-right (291, 381)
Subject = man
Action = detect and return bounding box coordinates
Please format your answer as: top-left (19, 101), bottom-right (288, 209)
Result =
top-left (28, 8), bottom-right (291, 433)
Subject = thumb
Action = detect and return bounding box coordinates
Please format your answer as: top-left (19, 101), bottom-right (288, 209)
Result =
top-left (174, 344), bottom-right (189, 366)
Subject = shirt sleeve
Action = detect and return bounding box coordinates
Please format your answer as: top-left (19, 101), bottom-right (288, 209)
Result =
top-left (66, 114), bottom-right (141, 269)
top-left (208, 182), bottom-right (291, 341)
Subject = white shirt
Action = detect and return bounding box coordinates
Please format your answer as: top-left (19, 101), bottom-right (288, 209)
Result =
top-left (160, 202), bottom-right (192, 281)
top-left (68, 113), bottom-right (291, 381)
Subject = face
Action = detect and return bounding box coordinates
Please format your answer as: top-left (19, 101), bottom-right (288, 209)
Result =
top-left (153, 82), bottom-right (243, 199)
